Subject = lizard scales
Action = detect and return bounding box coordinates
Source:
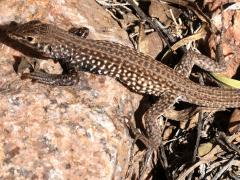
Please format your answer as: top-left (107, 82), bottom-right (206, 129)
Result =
top-left (7, 20), bottom-right (240, 108)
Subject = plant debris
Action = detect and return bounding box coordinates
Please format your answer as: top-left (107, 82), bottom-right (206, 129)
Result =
top-left (96, 0), bottom-right (240, 179)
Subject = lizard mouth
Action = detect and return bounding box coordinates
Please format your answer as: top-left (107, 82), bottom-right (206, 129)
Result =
top-left (6, 20), bottom-right (43, 46)
top-left (7, 28), bottom-right (52, 58)
top-left (8, 33), bottom-right (38, 50)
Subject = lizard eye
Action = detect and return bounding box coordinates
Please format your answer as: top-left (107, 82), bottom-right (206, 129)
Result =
top-left (25, 36), bottom-right (35, 43)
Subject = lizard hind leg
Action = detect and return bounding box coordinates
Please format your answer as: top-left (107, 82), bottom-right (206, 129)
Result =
top-left (142, 92), bottom-right (178, 175)
top-left (127, 92), bottom-right (178, 179)
top-left (174, 50), bottom-right (226, 78)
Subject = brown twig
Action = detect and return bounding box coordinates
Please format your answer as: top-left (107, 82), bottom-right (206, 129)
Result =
top-left (126, 0), bottom-right (174, 50)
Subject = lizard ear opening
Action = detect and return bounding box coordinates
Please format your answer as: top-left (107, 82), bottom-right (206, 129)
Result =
top-left (42, 44), bottom-right (52, 55)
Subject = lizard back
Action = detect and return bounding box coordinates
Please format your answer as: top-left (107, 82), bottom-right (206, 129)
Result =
top-left (7, 20), bottom-right (240, 108)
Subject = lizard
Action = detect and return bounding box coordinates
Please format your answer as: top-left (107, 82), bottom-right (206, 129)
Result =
top-left (6, 20), bottom-right (240, 172)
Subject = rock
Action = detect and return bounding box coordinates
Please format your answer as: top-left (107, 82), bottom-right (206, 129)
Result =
top-left (0, 0), bottom-right (142, 179)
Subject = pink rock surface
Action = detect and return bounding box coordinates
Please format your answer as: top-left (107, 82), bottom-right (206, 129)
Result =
top-left (206, 0), bottom-right (240, 77)
top-left (0, 0), bottom-right (142, 179)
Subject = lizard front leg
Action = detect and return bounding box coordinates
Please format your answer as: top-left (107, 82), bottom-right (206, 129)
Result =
top-left (19, 26), bottom-right (90, 85)
top-left (22, 67), bottom-right (79, 86)
top-left (68, 26), bottom-right (90, 39)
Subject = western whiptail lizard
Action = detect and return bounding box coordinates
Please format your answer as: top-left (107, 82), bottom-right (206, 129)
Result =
top-left (6, 20), bottom-right (240, 168)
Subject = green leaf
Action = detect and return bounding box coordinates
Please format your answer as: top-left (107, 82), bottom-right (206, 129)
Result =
top-left (211, 73), bottom-right (240, 88)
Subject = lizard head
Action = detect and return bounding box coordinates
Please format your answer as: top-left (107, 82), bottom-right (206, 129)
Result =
top-left (7, 20), bottom-right (53, 56)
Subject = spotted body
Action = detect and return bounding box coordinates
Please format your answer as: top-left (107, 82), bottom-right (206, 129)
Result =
top-left (7, 21), bottom-right (240, 149)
